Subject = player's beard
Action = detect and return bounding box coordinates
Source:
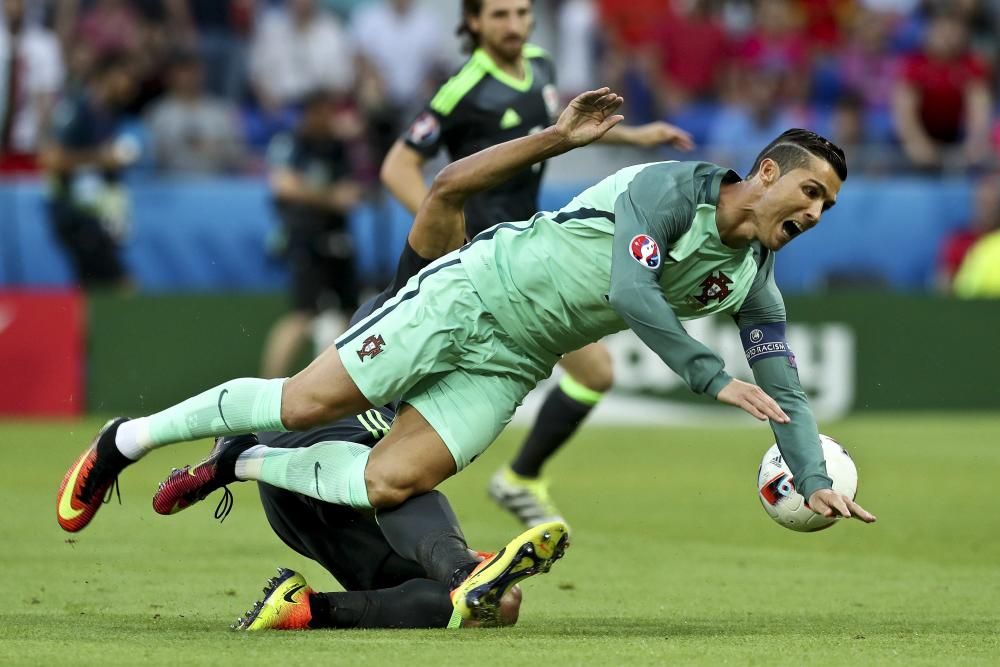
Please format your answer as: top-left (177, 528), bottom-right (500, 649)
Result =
top-left (490, 34), bottom-right (526, 63)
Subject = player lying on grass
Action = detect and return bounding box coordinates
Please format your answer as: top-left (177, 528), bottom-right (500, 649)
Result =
top-left (154, 425), bottom-right (567, 630)
top-left (153, 237), bottom-right (571, 631)
top-left (59, 87), bottom-right (875, 558)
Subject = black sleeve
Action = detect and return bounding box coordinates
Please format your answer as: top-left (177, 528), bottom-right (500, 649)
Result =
top-left (348, 241), bottom-right (433, 327)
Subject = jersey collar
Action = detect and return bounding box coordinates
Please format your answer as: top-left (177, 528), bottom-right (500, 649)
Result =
top-left (668, 166), bottom-right (746, 262)
top-left (472, 47), bottom-right (533, 93)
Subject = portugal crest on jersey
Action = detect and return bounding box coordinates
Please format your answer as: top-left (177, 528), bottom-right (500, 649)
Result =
top-left (691, 271), bottom-right (733, 307)
top-left (629, 234), bottom-right (660, 269)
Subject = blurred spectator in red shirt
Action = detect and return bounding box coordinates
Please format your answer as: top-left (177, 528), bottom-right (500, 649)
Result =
top-left (598, 0), bottom-right (664, 50)
top-left (729, 0), bottom-right (811, 103)
top-left (938, 172), bottom-right (1000, 291)
top-left (837, 7), bottom-right (898, 114)
top-left (0, 0), bottom-right (64, 173)
top-left (76, 0), bottom-right (142, 57)
top-left (645, 0), bottom-right (731, 115)
top-left (891, 9), bottom-right (992, 170)
top-left (793, 0), bottom-right (853, 51)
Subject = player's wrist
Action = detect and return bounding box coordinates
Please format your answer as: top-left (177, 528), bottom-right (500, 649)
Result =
top-left (705, 371), bottom-right (733, 399)
top-left (801, 477), bottom-right (834, 504)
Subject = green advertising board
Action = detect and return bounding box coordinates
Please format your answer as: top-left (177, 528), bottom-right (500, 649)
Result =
top-left (86, 293), bottom-right (1000, 416)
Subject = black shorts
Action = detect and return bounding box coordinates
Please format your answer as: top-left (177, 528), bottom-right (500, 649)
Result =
top-left (256, 409), bottom-right (422, 591)
top-left (49, 201), bottom-right (127, 287)
top-left (281, 210), bottom-right (358, 314)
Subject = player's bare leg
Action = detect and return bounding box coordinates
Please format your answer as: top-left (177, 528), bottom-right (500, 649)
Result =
top-left (490, 342), bottom-right (613, 527)
top-left (279, 343), bottom-right (372, 429)
top-left (362, 405), bottom-right (457, 506)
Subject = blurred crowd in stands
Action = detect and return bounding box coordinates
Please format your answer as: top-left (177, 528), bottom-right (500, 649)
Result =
top-left (4, 0), bottom-right (1000, 176)
top-left (1, 0), bottom-right (999, 296)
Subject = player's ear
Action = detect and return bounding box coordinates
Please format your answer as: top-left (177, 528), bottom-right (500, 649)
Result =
top-left (759, 158), bottom-right (781, 187)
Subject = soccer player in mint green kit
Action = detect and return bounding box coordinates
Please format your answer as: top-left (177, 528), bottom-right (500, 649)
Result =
top-left (382, 0), bottom-right (696, 528)
top-left (59, 87), bottom-right (875, 549)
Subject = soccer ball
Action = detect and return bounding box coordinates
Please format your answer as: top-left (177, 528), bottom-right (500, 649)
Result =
top-left (756, 435), bottom-right (858, 532)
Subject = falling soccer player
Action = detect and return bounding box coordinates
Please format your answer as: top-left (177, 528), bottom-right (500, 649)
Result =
top-left (59, 87), bottom-right (877, 622)
top-left (381, 0), bottom-right (696, 527)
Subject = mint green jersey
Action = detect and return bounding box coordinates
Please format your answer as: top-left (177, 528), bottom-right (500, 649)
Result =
top-left (461, 161), bottom-right (767, 394)
top-left (460, 160), bottom-right (833, 498)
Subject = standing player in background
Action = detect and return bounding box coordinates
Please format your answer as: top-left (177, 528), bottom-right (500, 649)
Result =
top-left (260, 91), bottom-right (364, 379)
top-left (380, 0), bottom-right (695, 528)
top-left (40, 54), bottom-right (138, 290)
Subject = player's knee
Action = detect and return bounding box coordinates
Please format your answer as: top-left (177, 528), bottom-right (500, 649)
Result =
top-left (572, 353), bottom-right (614, 393)
top-left (364, 463), bottom-right (439, 509)
top-left (364, 464), bottom-right (418, 508)
top-left (363, 474), bottom-right (414, 509)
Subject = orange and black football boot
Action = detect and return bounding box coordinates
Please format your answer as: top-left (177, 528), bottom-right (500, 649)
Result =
top-left (56, 417), bottom-right (132, 532)
top-left (232, 568), bottom-right (313, 631)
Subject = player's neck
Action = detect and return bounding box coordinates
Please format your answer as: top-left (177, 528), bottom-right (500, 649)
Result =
top-left (715, 180), bottom-right (758, 248)
top-left (480, 45), bottom-right (526, 80)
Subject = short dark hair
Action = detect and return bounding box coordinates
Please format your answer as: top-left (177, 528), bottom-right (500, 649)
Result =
top-left (457, 0), bottom-right (534, 53)
top-left (748, 128), bottom-right (848, 182)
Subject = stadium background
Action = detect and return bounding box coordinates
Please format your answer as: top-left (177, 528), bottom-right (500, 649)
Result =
top-left (1, 1), bottom-right (998, 664)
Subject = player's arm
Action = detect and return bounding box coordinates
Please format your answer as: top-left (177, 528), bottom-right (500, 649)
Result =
top-left (604, 166), bottom-right (785, 422)
top-left (734, 266), bottom-right (875, 523)
top-left (382, 99), bottom-right (467, 259)
top-left (352, 88), bottom-right (626, 323)
top-left (381, 140), bottom-right (429, 216)
top-left (39, 142), bottom-right (127, 173)
top-left (270, 167), bottom-right (361, 214)
top-left (39, 99), bottom-right (126, 173)
top-left (418, 88), bottom-right (625, 237)
top-left (597, 122), bottom-right (695, 151)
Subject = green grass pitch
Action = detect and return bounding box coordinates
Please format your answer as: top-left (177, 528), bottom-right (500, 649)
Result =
top-left (2, 414), bottom-right (999, 665)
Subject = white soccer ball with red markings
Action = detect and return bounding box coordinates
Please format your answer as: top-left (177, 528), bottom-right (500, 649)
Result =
top-left (757, 435), bottom-right (858, 532)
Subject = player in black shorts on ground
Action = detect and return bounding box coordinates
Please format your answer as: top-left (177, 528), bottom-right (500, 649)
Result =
top-left (380, 0), bottom-right (696, 527)
top-left (152, 195), bottom-right (569, 631)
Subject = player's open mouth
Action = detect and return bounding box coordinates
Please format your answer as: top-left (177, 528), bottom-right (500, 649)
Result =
top-left (781, 220), bottom-right (804, 240)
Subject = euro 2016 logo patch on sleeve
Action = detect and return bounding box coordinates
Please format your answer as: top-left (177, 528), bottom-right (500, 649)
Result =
top-left (629, 234), bottom-right (660, 269)
top-left (407, 112), bottom-right (440, 146)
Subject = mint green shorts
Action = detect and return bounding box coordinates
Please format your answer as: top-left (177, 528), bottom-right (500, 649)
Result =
top-left (335, 255), bottom-right (557, 470)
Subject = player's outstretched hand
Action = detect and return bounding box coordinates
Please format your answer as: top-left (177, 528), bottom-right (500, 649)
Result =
top-left (628, 121), bottom-right (696, 151)
top-left (716, 378), bottom-right (790, 423)
top-left (556, 88), bottom-right (625, 148)
top-left (808, 489), bottom-right (877, 524)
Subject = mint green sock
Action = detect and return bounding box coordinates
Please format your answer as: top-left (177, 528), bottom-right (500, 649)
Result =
top-left (236, 441), bottom-right (373, 509)
top-left (143, 377), bottom-right (287, 447)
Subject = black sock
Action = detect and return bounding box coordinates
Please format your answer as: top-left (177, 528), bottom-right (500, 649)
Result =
top-left (215, 434), bottom-right (259, 485)
top-left (376, 491), bottom-right (477, 585)
top-left (308, 579), bottom-right (453, 629)
top-left (510, 383), bottom-right (598, 478)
